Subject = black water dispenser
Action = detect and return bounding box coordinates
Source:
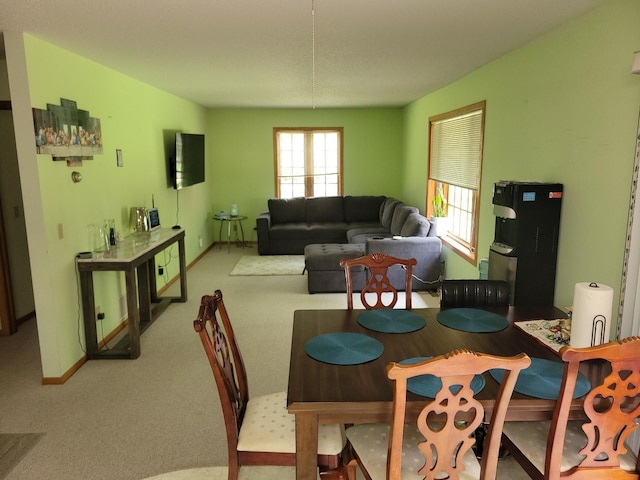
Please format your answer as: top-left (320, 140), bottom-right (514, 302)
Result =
top-left (488, 181), bottom-right (563, 306)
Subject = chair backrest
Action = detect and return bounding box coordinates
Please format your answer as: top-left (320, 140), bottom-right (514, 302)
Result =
top-left (386, 350), bottom-right (531, 480)
top-left (340, 253), bottom-right (417, 310)
top-left (545, 337), bottom-right (640, 479)
top-left (193, 290), bottom-right (249, 469)
top-left (440, 279), bottom-right (510, 308)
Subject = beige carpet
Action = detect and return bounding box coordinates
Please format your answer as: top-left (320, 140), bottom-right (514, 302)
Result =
top-left (229, 255), bottom-right (306, 276)
top-left (0, 434), bottom-right (43, 479)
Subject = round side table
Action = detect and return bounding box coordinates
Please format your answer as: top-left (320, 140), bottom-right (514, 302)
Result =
top-left (214, 215), bottom-right (247, 253)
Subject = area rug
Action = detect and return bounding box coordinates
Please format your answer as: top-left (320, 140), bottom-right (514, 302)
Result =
top-left (229, 255), bottom-right (306, 276)
top-left (0, 433), bottom-right (43, 479)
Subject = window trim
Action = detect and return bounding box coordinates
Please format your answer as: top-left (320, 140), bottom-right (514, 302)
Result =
top-left (427, 101), bottom-right (486, 266)
top-left (273, 127), bottom-right (344, 198)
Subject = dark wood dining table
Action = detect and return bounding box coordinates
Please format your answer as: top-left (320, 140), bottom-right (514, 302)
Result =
top-left (286, 305), bottom-right (597, 480)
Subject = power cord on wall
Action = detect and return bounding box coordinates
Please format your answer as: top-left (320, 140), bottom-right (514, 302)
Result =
top-left (400, 265), bottom-right (443, 285)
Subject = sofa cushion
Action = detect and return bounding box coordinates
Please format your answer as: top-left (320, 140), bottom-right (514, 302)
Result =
top-left (346, 225), bottom-right (388, 243)
top-left (400, 213), bottom-right (431, 237)
top-left (380, 198), bottom-right (401, 229)
top-left (390, 205), bottom-right (418, 235)
top-left (269, 223), bottom-right (310, 240)
top-left (307, 196), bottom-right (345, 223)
top-left (308, 223), bottom-right (349, 242)
top-left (269, 197), bottom-right (307, 224)
top-left (344, 196), bottom-right (386, 223)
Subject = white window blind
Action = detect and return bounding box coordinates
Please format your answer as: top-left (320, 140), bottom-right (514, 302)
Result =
top-left (430, 109), bottom-right (483, 191)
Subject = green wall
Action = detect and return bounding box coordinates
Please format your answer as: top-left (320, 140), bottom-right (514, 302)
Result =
top-left (403, 0), bottom-right (640, 320)
top-left (12, 0), bottom-right (640, 377)
top-left (23, 36), bottom-right (211, 377)
top-left (206, 107), bottom-right (405, 227)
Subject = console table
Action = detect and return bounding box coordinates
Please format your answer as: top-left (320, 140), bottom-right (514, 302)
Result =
top-left (76, 228), bottom-right (187, 359)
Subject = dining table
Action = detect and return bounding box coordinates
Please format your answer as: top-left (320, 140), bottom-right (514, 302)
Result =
top-left (286, 305), bottom-right (605, 480)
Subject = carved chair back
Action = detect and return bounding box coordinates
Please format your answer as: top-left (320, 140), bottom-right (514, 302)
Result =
top-left (386, 350), bottom-right (531, 480)
top-left (340, 253), bottom-right (417, 310)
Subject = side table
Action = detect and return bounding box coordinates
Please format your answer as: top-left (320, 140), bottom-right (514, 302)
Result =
top-left (214, 215), bottom-right (247, 252)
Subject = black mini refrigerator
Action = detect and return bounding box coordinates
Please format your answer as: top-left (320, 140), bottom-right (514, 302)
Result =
top-left (488, 181), bottom-right (563, 306)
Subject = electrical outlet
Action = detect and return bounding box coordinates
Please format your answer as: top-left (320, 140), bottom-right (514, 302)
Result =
top-left (158, 266), bottom-right (164, 275)
top-left (198, 236), bottom-right (203, 248)
top-left (97, 312), bottom-right (105, 320)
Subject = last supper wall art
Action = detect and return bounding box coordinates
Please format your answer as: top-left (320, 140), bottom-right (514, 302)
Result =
top-left (33, 98), bottom-right (103, 166)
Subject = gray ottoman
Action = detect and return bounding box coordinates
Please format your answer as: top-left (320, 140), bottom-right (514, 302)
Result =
top-left (304, 244), bottom-right (366, 293)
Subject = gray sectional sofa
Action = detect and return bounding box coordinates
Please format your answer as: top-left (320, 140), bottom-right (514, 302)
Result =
top-left (256, 196), bottom-right (442, 293)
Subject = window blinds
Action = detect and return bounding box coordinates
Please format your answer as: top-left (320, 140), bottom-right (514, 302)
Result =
top-left (430, 109), bottom-right (483, 191)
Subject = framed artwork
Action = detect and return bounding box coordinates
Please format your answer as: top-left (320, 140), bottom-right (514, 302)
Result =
top-left (33, 98), bottom-right (103, 164)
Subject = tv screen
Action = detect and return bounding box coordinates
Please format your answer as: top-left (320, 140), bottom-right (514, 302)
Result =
top-left (172, 133), bottom-right (205, 190)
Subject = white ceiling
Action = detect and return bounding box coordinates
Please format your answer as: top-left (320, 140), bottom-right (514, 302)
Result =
top-left (0, 0), bottom-right (606, 108)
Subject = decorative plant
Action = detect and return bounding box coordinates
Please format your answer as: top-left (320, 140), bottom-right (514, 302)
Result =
top-left (432, 186), bottom-right (448, 217)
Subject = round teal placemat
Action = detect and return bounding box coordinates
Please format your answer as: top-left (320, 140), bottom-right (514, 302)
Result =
top-left (490, 357), bottom-right (591, 400)
top-left (399, 357), bottom-right (486, 398)
top-left (305, 332), bottom-right (384, 365)
top-left (437, 308), bottom-right (508, 333)
top-left (357, 309), bottom-right (426, 334)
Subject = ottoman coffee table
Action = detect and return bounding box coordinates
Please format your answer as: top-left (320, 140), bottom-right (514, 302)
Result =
top-left (304, 244), bottom-right (366, 293)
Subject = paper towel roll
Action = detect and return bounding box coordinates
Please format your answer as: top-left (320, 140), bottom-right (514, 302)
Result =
top-left (570, 282), bottom-right (614, 348)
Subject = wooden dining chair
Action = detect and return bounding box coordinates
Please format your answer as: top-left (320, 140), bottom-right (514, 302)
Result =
top-left (193, 290), bottom-right (346, 480)
top-left (501, 337), bottom-right (640, 480)
top-left (440, 279), bottom-right (510, 308)
top-left (345, 349), bottom-right (531, 480)
top-left (340, 253), bottom-right (417, 310)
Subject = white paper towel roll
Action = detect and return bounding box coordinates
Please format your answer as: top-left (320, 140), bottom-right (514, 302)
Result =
top-left (570, 282), bottom-right (614, 348)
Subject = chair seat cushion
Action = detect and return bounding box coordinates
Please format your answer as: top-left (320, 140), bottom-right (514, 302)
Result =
top-left (346, 423), bottom-right (480, 480)
top-left (502, 420), bottom-right (638, 473)
top-left (237, 391), bottom-right (344, 455)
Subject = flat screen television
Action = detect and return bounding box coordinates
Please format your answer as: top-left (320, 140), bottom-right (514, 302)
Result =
top-left (170, 133), bottom-right (205, 190)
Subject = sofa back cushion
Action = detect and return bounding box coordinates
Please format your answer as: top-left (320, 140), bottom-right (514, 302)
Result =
top-left (344, 196), bottom-right (386, 223)
top-left (380, 197), bottom-right (401, 229)
top-left (400, 212), bottom-right (431, 237)
top-left (268, 197), bottom-right (307, 224)
top-left (390, 205), bottom-right (419, 235)
top-left (307, 196), bottom-right (345, 223)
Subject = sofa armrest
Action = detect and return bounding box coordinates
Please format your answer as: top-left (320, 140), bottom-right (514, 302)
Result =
top-left (256, 211), bottom-right (271, 255)
top-left (366, 236), bottom-right (442, 290)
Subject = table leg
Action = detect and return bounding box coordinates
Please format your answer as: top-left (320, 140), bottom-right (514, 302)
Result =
top-left (227, 221), bottom-right (232, 253)
top-left (295, 412), bottom-right (319, 480)
top-left (239, 220), bottom-right (245, 249)
top-left (125, 269), bottom-right (141, 359)
top-left (177, 235), bottom-right (187, 302)
top-left (218, 221), bottom-right (224, 251)
top-left (79, 269), bottom-right (98, 357)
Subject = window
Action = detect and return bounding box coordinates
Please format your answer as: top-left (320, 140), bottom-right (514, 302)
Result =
top-left (427, 101), bottom-right (486, 265)
top-left (274, 127), bottom-right (343, 198)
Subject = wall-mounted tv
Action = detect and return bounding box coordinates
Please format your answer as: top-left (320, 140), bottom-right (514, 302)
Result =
top-left (170, 133), bottom-right (205, 190)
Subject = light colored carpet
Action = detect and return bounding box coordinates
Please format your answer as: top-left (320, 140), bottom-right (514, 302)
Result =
top-left (0, 247), bottom-right (528, 480)
top-left (229, 255), bottom-right (306, 276)
top-left (0, 434), bottom-right (43, 479)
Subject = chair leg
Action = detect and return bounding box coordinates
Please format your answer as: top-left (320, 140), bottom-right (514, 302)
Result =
top-left (319, 464), bottom-right (347, 480)
top-left (345, 458), bottom-right (358, 480)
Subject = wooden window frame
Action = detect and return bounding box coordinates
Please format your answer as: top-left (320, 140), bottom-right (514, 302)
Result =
top-left (273, 127), bottom-right (343, 198)
top-left (427, 101), bottom-right (486, 266)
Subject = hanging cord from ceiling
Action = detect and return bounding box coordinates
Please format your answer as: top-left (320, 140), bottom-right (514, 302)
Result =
top-left (311, 0), bottom-right (316, 110)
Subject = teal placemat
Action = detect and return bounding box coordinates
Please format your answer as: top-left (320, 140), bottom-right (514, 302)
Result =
top-left (437, 308), bottom-right (508, 333)
top-left (305, 332), bottom-right (384, 365)
top-left (357, 309), bottom-right (426, 333)
top-left (490, 357), bottom-right (591, 400)
top-left (399, 357), bottom-right (486, 398)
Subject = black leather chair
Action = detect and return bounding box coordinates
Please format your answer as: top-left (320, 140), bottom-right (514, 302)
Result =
top-left (440, 279), bottom-right (510, 308)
